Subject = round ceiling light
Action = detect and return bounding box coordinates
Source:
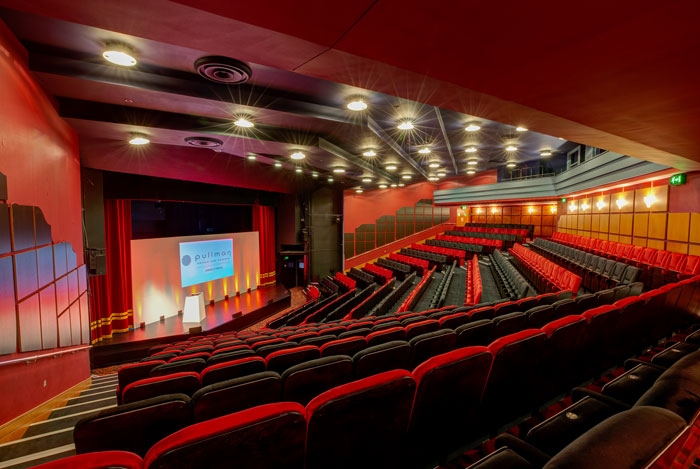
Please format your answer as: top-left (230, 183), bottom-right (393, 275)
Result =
top-left (328, 176), bottom-right (334, 182)
top-left (247, 153), bottom-right (256, 161)
top-left (540, 149), bottom-right (552, 157)
top-left (467, 159), bottom-right (478, 165)
top-left (234, 116), bottom-right (254, 128)
top-left (506, 161), bottom-right (517, 168)
top-left (516, 126), bottom-right (528, 132)
top-left (465, 146), bottom-right (478, 153)
top-left (428, 176), bottom-right (439, 182)
top-left (467, 169), bottom-right (476, 175)
top-left (195, 56), bottom-right (252, 84)
top-left (346, 97), bottom-right (368, 111)
top-left (355, 188), bottom-right (363, 193)
top-left (362, 149), bottom-right (377, 157)
top-left (390, 183), bottom-right (398, 188)
top-left (397, 119), bottom-right (414, 130)
top-left (418, 147), bottom-right (431, 154)
top-left (428, 162), bottom-right (441, 169)
top-left (505, 145), bottom-right (518, 152)
top-left (333, 167), bottom-right (346, 174)
top-left (184, 136), bottom-right (223, 148)
top-left (437, 171), bottom-right (446, 177)
top-left (398, 182), bottom-right (405, 187)
top-left (295, 168), bottom-right (303, 174)
top-left (402, 174), bottom-right (412, 180)
top-left (386, 164), bottom-right (397, 171)
top-left (290, 151), bottom-right (305, 160)
top-left (128, 133), bottom-right (150, 145)
top-left (103, 42), bottom-right (137, 66)
top-left (465, 122), bottom-right (481, 132)
top-left (362, 177), bottom-right (372, 183)
top-left (379, 184), bottom-right (388, 189)
top-left (312, 172), bottom-right (318, 178)
top-left (274, 162), bottom-right (282, 168)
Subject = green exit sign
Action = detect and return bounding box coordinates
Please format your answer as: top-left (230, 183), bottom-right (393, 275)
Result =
top-left (670, 173), bottom-right (687, 186)
top-left (460, 205), bottom-right (467, 210)
top-left (560, 198), bottom-right (567, 203)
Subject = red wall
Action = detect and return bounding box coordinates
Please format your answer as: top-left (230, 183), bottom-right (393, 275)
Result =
top-left (669, 171), bottom-right (700, 213)
top-left (343, 171), bottom-right (497, 233)
top-left (0, 21), bottom-right (89, 425)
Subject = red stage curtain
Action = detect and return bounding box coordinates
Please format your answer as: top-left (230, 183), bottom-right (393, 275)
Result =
top-left (252, 205), bottom-right (276, 286)
top-left (89, 199), bottom-right (133, 343)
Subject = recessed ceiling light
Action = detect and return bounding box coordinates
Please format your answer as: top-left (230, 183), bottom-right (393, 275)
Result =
top-left (274, 162), bottom-right (282, 168)
top-left (290, 151), bottom-right (305, 160)
top-left (379, 184), bottom-right (388, 189)
top-left (467, 169), bottom-right (476, 175)
top-left (333, 167), bottom-right (346, 174)
top-left (390, 183), bottom-right (398, 188)
top-left (465, 146), bottom-right (478, 153)
top-left (362, 177), bottom-right (372, 183)
top-left (506, 161), bottom-right (517, 168)
top-left (465, 122), bottom-right (481, 132)
top-left (467, 159), bottom-right (478, 165)
top-left (418, 147), bottom-right (431, 154)
top-left (234, 116), bottom-right (254, 128)
top-left (516, 126), bottom-right (528, 132)
top-left (355, 188), bottom-right (363, 193)
top-left (402, 174), bottom-right (412, 180)
top-left (312, 172), bottom-right (318, 177)
top-left (398, 183), bottom-right (405, 187)
top-left (386, 164), bottom-right (397, 171)
top-left (295, 167), bottom-right (303, 173)
top-left (437, 171), bottom-right (446, 177)
top-left (428, 162), bottom-right (440, 168)
top-left (346, 97), bottom-right (368, 111)
top-left (103, 42), bottom-right (137, 66)
top-left (505, 145), bottom-right (518, 152)
top-left (540, 149), bottom-right (552, 157)
top-left (428, 176), bottom-right (439, 182)
top-left (129, 133), bottom-right (150, 145)
top-left (362, 149), bottom-right (377, 157)
top-left (247, 153), bottom-right (256, 161)
top-left (397, 119), bottom-right (414, 130)
top-left (328, 176), bottom-right (334, 182)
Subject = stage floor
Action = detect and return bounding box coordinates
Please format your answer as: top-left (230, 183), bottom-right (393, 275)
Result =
top-left (91, 283), bottom-right (291, 367)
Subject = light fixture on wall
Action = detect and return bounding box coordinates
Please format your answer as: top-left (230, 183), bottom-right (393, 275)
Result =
top-left (596, 199), bottom-right (606, 210)
top-left (550, 206), bottom-right (557, 214)
top-left (491, 207), bottom-right (498, 214)
top-left (569, 201), bottom-right (578, 212)
top-left (476, 208), bottom-right (483, 214)
top-left (528, 206), bottom-right (534, 214)
top-left (644, 192), bottom-right (656, 208)
top-left (103, 41), bottom-right (137, 66)
top-left (616, 197), bottom-right (627, 209)
top-left (580, 201), bottom-right (590, 211)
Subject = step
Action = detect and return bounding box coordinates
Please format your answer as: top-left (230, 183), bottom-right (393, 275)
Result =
top-left (48, 396), bottom-right (117, 420)
top-left (90, 375), bottom-right (118, 384)
top-left (65, 389), bottom-right (115, 406)
top-left (0, 444), bottom-right (75, 469)
top-left (22, 405), bottom-right (116, 438)
top-left (0, 429), bottom-right (73, 463)
top-left (79, 383), bottom-right (118, 397)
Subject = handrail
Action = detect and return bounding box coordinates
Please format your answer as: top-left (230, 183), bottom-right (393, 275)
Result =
top-left (0, 345), bottom-right (91, 367)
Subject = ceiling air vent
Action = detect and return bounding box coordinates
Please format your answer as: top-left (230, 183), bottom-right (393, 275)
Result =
top-left (184, 136), bottom-right (223, 148)
top-left (195, 56), bottom-right (252, 84)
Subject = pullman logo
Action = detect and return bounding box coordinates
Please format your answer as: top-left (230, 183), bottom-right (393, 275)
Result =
top-left (181, 255), bottom-right (192, 266)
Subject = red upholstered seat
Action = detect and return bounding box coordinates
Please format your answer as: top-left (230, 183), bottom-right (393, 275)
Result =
top-left (281, 355), bottom-right (354, 405)
top-left (320, 336), bottom-right (367, 358)
top-left (116, 360), bottom-right (165, 403)
top-left (200, 356), bottom-right (265, 387)
top-left (366, 326), bottom-right (407, 347)
top-left (122, 372), bottom-right (200, 404)
top-left (31, 451), bottom-right (143, 469)
top-left (305, 370), bottom-right (416, 469)
top-left (265, 345), bottom-right (320, 374)
top-left (144, 402), bottom-right (306, 469)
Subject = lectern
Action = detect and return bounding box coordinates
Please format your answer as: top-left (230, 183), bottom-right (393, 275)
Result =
top-left (183, 292), bottom-right (206, 323)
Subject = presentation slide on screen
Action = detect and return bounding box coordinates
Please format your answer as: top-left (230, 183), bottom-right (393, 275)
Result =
top-left (179, 238), bottom-right (234, 288)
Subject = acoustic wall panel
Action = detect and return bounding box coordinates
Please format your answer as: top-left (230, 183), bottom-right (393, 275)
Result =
top-left (633, 213), bottom-right (649, 237)
top-left (0, 256), bottom-right (17, 354)
top-left (69, 303), bottom-right (81, 346)
top-left (667, 242), bottom-right (689, 254)
top-left (79, 293), bottom-right (89, 345)
top-left (34, 208), bottom-right (52, 246)
top-left (36, 245), bottom-right (54, 289)
top-left (647, 239), bottom-right (666, 250)
top-left (18, 294), bottom-right (41, 352)
top-left (14, 250), bottom-right (38, 301)
top-left (57, 310), bottom-right (72, 347)
top-left (11, 205), bottom-right (35, 251)
top-left (67, 270), bottom-right (79, 303)
top-left (78, 265), bottom-right (87, 294)
top-left (667, 213), bottom-right (690, 242)
top-left (0, 203), bottom-right (10, 255)
top-left (39, 285), bottom-right (57, 349)
top-left (55, 276), bottom-right (69, 316)
top-left (620, 214), bottom-right (633, 236)
top-left (649, 213), bottom-right (668, 239)
top-left (53, 242), bottom-right (67, 278)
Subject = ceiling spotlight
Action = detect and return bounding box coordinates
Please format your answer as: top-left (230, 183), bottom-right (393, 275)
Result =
top-left (362, 149), bottom-right (377, 157)
top-left (397, 119), bottom-right (414, 130)
top-left (516, 126), bottom-right (528, 132)
top-left (437, 171), bottom-right (446, 177)
top-left (362, 177), bottom-right (372, 183)
top-left (247, 153), bottom-right (256, 161)
top-left (465, 146), bottom-right (478, 153)
top-left (103, 42), bottom-right (137, 66)
top-left (465, 122), bottom-right (481, 132)
top-left (467, 159), bottom-right (478, 165)
top-left (333, 167), bottom-right (346, 174)
top-left (355, 188), bottom-right (363, 194)
top-left (428, 176), bottom-right (439, 182)
top-left (506, 161), bottom-right (517, 168)
top-left (295, 167), bottom-right (302, 173)
top-left (467, 169), bottom-right (476, 175)
top-left (379, 184), bottom-right (388, 189)
top-left (540, 149), bottom-right (552, 157)
top-left (398, 183), bottom-right (405, 187)
top-left (390, 183), bottom-right (398, 188)
top-left (234, 116), bottom-right (254, 128)
top-left (129, 133), bottom-right (150, 145)
top-left (418, 147), bottom-right (431, 154)
top-left (346, 97), bottom-right (368, 111)
top-left (386, 164), bottom-right (397, 171)
top-left (402, 174), bottom-right (412, 180)
top-left (274, 162), bottom-right (282, 168)
top-left (328, 176), bottom-right (334, 182)
top-left (428, 162), bottom-right (441, 168)
top-left (505, 145), bottom-right (518, 152)
top-left (312, 172), bottom-right (318, 177)
top-left (290, 151), bottom-right (305, 160)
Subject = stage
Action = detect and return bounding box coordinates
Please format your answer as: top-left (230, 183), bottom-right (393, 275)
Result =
top-left (91, 283), bottom-right (291, 368)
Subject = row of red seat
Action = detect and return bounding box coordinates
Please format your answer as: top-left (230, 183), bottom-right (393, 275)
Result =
top-left (552, 232), bottom-right (700, 280)
top-left (436, 234), bottom-right (503, 249)
top-left (411, 243), bottom-right (465, 265)
top-left (397, 267), bottom-right (437, 312)
top-left (465, 254), bottom-right (482, 306)
top-left (334, 271), bottom-right (356, 291)
top-left (455, 225), bottom-right (529, 237)
top-left (510, 243), bottom-right (582, 294)
top-left (363, 262), bottom-right (393, 284)
top-left (389, 252), bottom-right (429, 276)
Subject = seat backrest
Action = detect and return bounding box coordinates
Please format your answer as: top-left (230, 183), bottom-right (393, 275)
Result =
top-left (265, 345), bottom-right (321, 374)
top-left (491, 312), bottom-right (527, 339)
top-left (256, 341), bottom-right (299, 358)
top-left (454, 319), bottom-right (494, 347)
top-left (408, 346), bottom-right (493, 464)
top-left (74, 394), bottom-right (191, 457)
top-left (281, 356), bottom-right (354, 405)
top-left (408, 329), bottom-right (458, 368)
top-left (320, 336), bottom-right (367, 358)
top-left (190, 371), bottom-right (282, 423)
top-left (200, 356), bottom-right (265, 387)
top-left (305, 370), bottom-right (416, 469)
top-left (117, 360), bottom-right (166, 391)
top-left (144, 402), bottom-right (306, 469)
top-left (438, 312), bottom-right (471, 331)
top-left (31, 451), bottom-right (144, 469)
top-left (405, 319), bottom-right (440, 341)
top-left (525, 305), bottom-right (555, 329)
top-left (122, 372), bottom-right (200, 405)
top-left (353, 340), bottom-right (411, 379)
top-left (150, 358), bottom-right (206, 377)
top-left (205, 348), bottom-right (255, 367)
top-left (366, 326), bottom-right (407, 347)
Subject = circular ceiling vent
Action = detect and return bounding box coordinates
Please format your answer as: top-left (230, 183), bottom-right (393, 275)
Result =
top-left (184, 136), bottom-right (223, 148)
top-left (195, 56), bottom-right (252, 84)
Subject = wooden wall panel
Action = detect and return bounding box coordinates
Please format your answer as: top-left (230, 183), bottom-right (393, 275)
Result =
top-left (620, 214), bottom-right (634, 235)
top-left (619, 235), bottom-right (632, 244)
top-left (667, 213), bottom-right (690, 242)
top-left (633, 213), bottom-right (649, 237)
top-left (647, 239), bottom-right (666, 250)
top-left (633, 238), bottom-right (648, 247)
top-left (600, 214), bottom-right (610, 232)
top-left (649, 213), bottom-right (668, 239)
top-left (690, 214), bottom-right (700, 244)
top-left (591, 214), bottom-right (600, 232)
top-left (689, 244), bottom-right (700, 256)
top-left (609, 214), bottom-right (620, 234)
top-left (667, 241), bottom-right (689, 254)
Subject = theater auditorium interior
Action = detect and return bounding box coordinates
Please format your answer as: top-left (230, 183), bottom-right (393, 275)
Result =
top-left (0, 1), bottom-right (699, 468)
